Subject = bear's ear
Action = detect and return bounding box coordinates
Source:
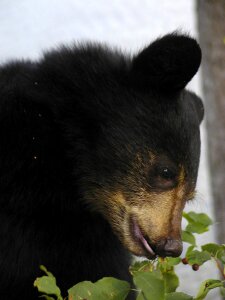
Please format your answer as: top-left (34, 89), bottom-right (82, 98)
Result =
top-left (189, 92), bottom-right (204, 124)
top-left (130, 33), bottom-right (201, 93)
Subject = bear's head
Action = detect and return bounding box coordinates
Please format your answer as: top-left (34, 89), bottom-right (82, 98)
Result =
top-left (74, 33), bottom-right (203, 259)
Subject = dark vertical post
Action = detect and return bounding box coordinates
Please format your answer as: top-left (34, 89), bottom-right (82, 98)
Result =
top-left (197, 0), bottom-right (225, 243)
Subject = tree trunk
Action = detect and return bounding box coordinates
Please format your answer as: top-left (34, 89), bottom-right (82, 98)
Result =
top-left (197, 0), bottom-right (225, 243)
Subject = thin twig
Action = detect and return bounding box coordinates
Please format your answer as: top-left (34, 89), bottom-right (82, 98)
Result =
top-left (213, 257), bottom-right (225, 279)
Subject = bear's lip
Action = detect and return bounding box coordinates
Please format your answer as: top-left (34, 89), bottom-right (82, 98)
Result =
top-left (130, 217), bottom-right (155, 258)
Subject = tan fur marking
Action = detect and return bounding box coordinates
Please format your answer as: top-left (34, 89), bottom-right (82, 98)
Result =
top-left (111, 192), bottom-right (127, 206)
top-left (178, 166), bottom-right (185, 185)
top-left (148, 151), bottom-right (156, 163)
top-left (167, 166), bottom-right (186, 238)
top-left (85, 165), bottom-right (189, 257)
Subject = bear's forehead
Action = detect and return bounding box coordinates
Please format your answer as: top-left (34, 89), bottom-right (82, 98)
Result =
top-left (95, 91), bottom-right (200, 180)
top-left (101, 90), bottom-right (198, 143)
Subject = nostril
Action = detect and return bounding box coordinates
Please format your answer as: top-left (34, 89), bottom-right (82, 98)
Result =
top-left (164, 239), bottom-right (183, 257)
top-left (155, 238), bottom-right (183, 257)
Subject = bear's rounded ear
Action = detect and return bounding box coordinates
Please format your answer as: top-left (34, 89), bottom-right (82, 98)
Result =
top-left (189, 92), bottom-right (204, 124)
top-left (130, 33), bottom-right (202, 93)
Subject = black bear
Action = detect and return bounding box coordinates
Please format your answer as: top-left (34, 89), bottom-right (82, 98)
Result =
top-left (0, 33), bottom-right (203, 300)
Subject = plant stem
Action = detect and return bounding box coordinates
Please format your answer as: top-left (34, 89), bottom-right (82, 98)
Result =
top-left (214, 258), bottom-right (225, 279)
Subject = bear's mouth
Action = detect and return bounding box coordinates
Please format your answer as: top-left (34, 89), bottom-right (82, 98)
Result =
top-left (130, 216), bottom-right (156, 258)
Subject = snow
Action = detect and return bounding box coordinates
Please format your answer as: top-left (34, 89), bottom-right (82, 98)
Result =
top-left (0, 0), bottom-right (218, 298)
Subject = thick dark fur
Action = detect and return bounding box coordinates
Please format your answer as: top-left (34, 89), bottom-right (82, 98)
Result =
top-left (0, 33), bottom-right (203, 300)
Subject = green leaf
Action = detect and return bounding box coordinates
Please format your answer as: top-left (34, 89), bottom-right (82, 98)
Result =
top-left (129, 260), bottom-right (154, 275)
top-left (136, 293), bottom-right (145, 300)
top-left (68, 278), bottom-right (130, 300)
top-left (182, 230), bottom-right (196, 245)
top-left (166, 292), bottom-right (193, 300)
top-left (166, 257), bottom-right (182, 267)
top-left (158, 258), bottom-right (181, 273)
top-left (201, 243), bottom-right (222, 256)
top-left (186, 223), bottom-right (209, 234)
top-left (34, 276), bottom-right (62, 300)
top-left (183, 212), bottom-right (213, 226)
top-left (220, 287), bottom-right (225, 297)
top-left (220, 254), bottom-right (225, 264)
top-left (183, 212), bottom-right (213, 234)
top-left (185, 245), bottom-right (195, 257)
top-left (186, 250), bottom-right (211, 266)
top-left (195, 279), bottom-right (223, 300)
top-left (68, 281), bottom-right (101, 300)
top-left (163, 271), bottom-right (179, 293)
top-left (95, 277), bottom-right (130, 300)
top-left (39, 265), bottom-right (55, 278)
top-left (134, 272), bottom-right (165, 300)
top-left (202, 243), bottom-right (225, 264)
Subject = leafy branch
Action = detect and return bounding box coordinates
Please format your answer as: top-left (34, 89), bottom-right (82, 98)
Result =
top-left (34, 212), bottom-right (225, 300)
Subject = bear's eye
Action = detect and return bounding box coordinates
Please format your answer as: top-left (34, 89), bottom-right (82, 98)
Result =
top-left (158, 167), bottom-right (176, 181)
top-left (148, 165), bottom-right (178, 190)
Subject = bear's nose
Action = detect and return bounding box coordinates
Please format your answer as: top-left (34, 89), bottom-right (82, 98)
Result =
top-left (155, 238), bottom-right (183, 257)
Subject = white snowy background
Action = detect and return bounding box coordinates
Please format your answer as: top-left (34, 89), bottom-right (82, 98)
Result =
top-left (0, 0), bottom-right (219, 298)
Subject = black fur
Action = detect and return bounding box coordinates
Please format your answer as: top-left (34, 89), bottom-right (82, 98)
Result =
top-left (0, 33), bottom-right (202, 300)
top-left (131, 32), bottom-right (201, 92)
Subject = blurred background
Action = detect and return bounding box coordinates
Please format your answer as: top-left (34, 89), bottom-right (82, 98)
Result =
top-left (0, 0), bottom-right (224, 299)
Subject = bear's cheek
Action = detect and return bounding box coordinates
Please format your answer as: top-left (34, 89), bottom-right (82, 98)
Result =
top-left (100, 186), bottom-right (186, 258)
top-left (129, 190), bottom-right (185, 251)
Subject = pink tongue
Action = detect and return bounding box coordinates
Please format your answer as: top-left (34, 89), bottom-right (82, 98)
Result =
top-left (133, 219), bottom-right (155, 256)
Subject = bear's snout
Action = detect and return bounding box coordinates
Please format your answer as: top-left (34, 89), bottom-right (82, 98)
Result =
top-left (155, 238), bottom-right (183, 258)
